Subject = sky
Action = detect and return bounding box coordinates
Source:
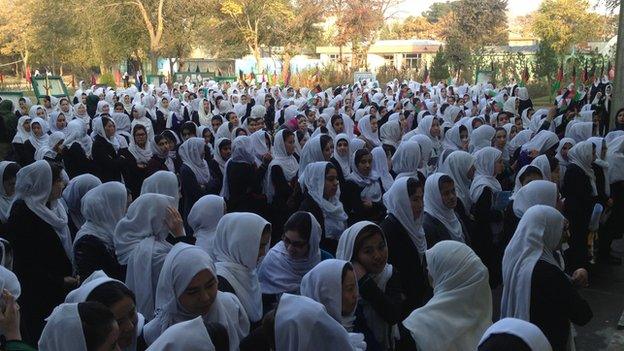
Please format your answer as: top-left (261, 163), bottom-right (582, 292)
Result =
top-left (392, 0), bottom-right (608, 19)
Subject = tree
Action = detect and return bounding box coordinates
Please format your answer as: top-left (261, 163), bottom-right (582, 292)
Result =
top-left (423, 2), bottom-right (452, 23)
top-left (430, 46), bottom-right (449, 82)
top-left (441, 0), bottom-right (509, 70)
top-left (380, 16), bottom-right (444, 40)
top-left (531, 0), bottom-right (602, 55)
top-left (533, 41), bottom-right (560, 98)
top-left (0, 0), bottom-right (39, 79)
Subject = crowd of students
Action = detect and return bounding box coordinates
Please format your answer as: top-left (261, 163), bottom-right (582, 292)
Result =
top-left (0, 75), bottom-right (621, 350)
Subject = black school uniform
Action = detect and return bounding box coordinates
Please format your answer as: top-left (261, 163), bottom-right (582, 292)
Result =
top-left (119, 149), bottom-right (149, 198)
top-left (91, 135), bottom-right (124, 182)
top-left (224, 161), bottom-right (268, 218)
top-left (63, 143), bottom-right (97, 179)
top-left (471, 187), bottom-right (504, 287)
top-left (5, 200), bottom-right (73, 344)
top-left (341, 179), bottom-right (386, 224)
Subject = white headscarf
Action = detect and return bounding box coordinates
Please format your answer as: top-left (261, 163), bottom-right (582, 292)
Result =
top-left (146, 317), bottom-right (216, 351)
top-left (74, 182), bottom-right (127, 251)
top-left (530, 154), bottom-right (551, 181)
top-left (63, 119), bottom-right (92, 158)
top-left (403, 241), bottom-right (492, 351)
top-left (188, 195), bottom-right (225, 256)
top-left (565, 121), bottom-right (593, 143)
top-left (128, 125), bottom-right (153, 165)
top-left (383, 177), bottom-right (426, 253)
top-left (34, 131), bottom-right (64, 161)
top-left (300, 259), bottom-right (357, 329)
top-left (416, 115), bottom-right (442, 154)
top-left (275, 294), bottom-right (356, 351)
top-left (95, 116), bottom-right (120, 152)
top-left (358, 115), bottom-right (381, 147)
top-left (298, 135), bottom-right (329, 176)
top-left (61, 173), bottom-right (102, 230)
top-left (38, 303), bottom-right (87, 350)
top-left (607, 136), bottom-right (624, 183)
top-left (141, 171), bottom-right (180, 205)
top-left (144, 243), bottom-right (249, 350)
top-left (501, 205), bottom-right (564, 320)
top-left (380, 120), bottom-right (402, 148)
top-left (469, 125), bottom-right (496, 153)
top-left (567, 141), bottom-right (597, 196)
top-left (392, 141), bottom-right (421, 179)
top-left (196, 98), bottom-right (213, 127)
top-left (300, 162), bottom-right (348, 239)
top-left (0, 264), bottom-right (20, 300)
top-left (555, 137), bottom-right (576, 181)
top-left (213, 212), bottom-right (269, 323)
top-left (0, 161), bottom-right (17, 223)
top-left (336, 221), bottom-right (394, 348)
top-left (265, 130), bottom-right (299, 203)
top-left (469, 147), bottom-right (502, 203)
top-left (179, 137), bottom-right (211, 185)
top-left (132, 104), bottom-right (155, 142)
top-left (588, 136), bottom-right (610, 196)
top-left (48, 111), bottom-right (67, 134)
top-left (425, 173), bottom-right (465, 242)
top-left (28, 117), bottom-right (49, 150)
top-left (442, 124), bottom-right (464, 151)
top-left (113, 193), bottom-right (176, 319)
top-left (508, 129), bottom-right (533, 155)
top-left (522, 130), bottom-right (559, 154)
top-left (212, 137), bottom-right (230, 174)
top-left (332, 133), bottom-right (351, 177)
top-left (371, 146), bottom-right (394, 191)
top-left (439, 150), bottom-right (475, 211)
top-left (258, 212), bottom-right (322, 294)
top-left (15, 161), bottom-right (72, 259)
top-left (512, 180), bottom-right (558, 218)
top-left (12, 116), bottom-right (31, 144)
top-left (479, 318), bottom-right (552, 351)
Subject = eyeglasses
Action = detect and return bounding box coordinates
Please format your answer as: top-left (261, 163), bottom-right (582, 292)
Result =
top-left (282, 235), bottom-right (308, 249)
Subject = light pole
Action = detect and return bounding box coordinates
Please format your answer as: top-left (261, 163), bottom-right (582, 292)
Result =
top-left (610, 0), bottom-right (624, 130)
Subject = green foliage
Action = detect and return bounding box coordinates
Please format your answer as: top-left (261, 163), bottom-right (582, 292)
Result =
top-left (430, 46), bottom-right (449, 82)
top-left (533, 41), bottom-right (559, 82)
top-left (99, 73), bottom-right (116, 87)
top-left (423, 2), bottom-right (452, 23)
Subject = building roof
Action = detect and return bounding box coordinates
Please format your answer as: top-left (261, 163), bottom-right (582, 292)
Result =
top-left (316, 39), bottom-right (443, 55)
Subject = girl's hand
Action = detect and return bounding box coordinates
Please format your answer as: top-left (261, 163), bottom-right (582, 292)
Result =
top-left (165, 206), bottom-right (185, 237)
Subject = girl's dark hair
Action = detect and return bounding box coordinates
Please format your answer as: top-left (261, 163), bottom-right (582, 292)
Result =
top-left (101, 116), bottom-right (113, 128)
top-left (282, 129), bottom-right (294, 142)
top-left (162, 130), bottom-right (178, 144)
top-left (341, 262), bottom-right (354, 281)
top-left (519, 165), bottom-right (543, 183)
top-left (211, 115), bottom-right (222, 123)
top-left (354, 148), bottom-right (371, 165)
top-left (352, 225), bottom-right (385, 261)
top-left (86, 281), bottom-right (136, 308)
top-left (78, 301), bottom-right (116, 351)
top-left (132, 124), bottom-right (146, 136)
top-left (114, 102), bottom-right (124, 110)
top-left (319, 135), bottom-right (332, 151)
top-left (284, 211), bottom-right (313, 242)
top-left (330, 114), bottom-right (343, 126)
top-left (226, 112), bottom-right (237, 122)
top-left (438, 174), bottom-right (455, 188)
top-left (324, 162), bottom-right (336, 175)
top-left (18, 97), bottom-right (26, 103)
top-left (48, 161), bottom-right (63, 183)
top-left (440, 103), bottom-right (449, 115)
top-left (154, 134), bottom-right (166, 145)
top-left (234, 127), bottom-right (247, 136)
top-left (205, 322), bottom-right (230, 351)
top-left (181, 122), bottom-right (197, 135)
top-left (406, 177), bottom-right (424, 197)
top-left (218, 138), bottom-right (231, 150)
top-left (296, 130), bottom-right (306, 143)
top-left (317, 126), bottom-right (329, 134)
top-left (3, 163), bottom-right (20, 182)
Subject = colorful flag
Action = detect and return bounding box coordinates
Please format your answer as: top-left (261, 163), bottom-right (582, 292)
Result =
top-left (582, 62), bottom-right (589, 83)
top-left (608, 61), bottom-right (615, 81)
top-left (521, 65), bottom-right (529, 85)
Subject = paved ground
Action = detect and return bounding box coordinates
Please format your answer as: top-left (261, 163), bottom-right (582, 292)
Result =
top-left (574, 239), bottom-right (624, 350)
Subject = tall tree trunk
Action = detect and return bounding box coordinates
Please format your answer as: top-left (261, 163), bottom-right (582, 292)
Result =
top-left (150, 50), bottom-right (158, 75)
top-left (282, 52), bottom-right (292, 85)
top-left (610, 1), bottom-right (624, 131)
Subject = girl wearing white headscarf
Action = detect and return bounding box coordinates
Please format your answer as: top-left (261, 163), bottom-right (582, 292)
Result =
top-left (299, 162), bottom-right (348, 251)
top-left (131, 104), bottom-right (155, 142)
top-left (213, 212), bottom-right (271, 324)
top-left (71, 102), bottom-right (91, 128)
top-left (330, 133), bottom-right (351, 184)
top-left (264, 129), bottom-right (299, 206)
top-left (479, 318), bottom-right (552, 351)
top-left (148, 133), bottom-right (176, 173)
top-left (38, 302), bottom-right (118, 351)
top-left (530, 154), bottom-right (552, 182)
top-left (442, 124), bottom-right (468, 151)
top-left (423, 173), bottom-right (467, 247)
top-left (34, 131), bottom-right (64, 162)
top-left (65, 271), bottom-right (145, 351)
top-left (416, 115), bottom-right (442, 156)
top-left (47, 111), bottom-right (68, 135)
top-left (469, 124), bottom-right (496, 153)
top-left (92, 116), bottom-right (124, 182)
top-left (113, 193), bottom-right (184, 319)
top-left (7, 161), bottom-right (76, 342)
top-left (470, 147), bottom-right (504, 286)
top-left (343, 148), bottom-right (385, 223)
top-left (22, 116), bottom-right (49, 165)
top-left (519, 130), bottom-right (559, 169)
top-left (258, 211), bottom-right (321, 297)
top-left (439, 150), bottom-right (475, 215)
top-left (188, 195), bottom-right (226, 255)
top-left (380, 120), bottom-right (402, 149)
top-left (61, 173), bottom-right (102, 233)
top-left (402, 240), bottom-right (491, 351)
top-left (274, 294), bottom-right (357, 351)
top-left (208, 137), bottom-right (231, 188)
top-left (140, 170), bottom-right (180, 207)
top-left (336, 221), bottom-right (406, 349)
top-left (588, 136), bottom-right (610, 200)
top-left (298, 134), bottom-right (333, 176)
top-left (143, 243), bottom-right (249, 349)
top-left (11, 116), bottom-right (31, 159)
top-left (0, 161), bottom-right (19, 224)
top-left (392, 140), bottom-right (422, 180)
top-left (179, 137), bottom-right (216, 220)
top-left (146, 317), bottom-right (218, 351)
top-left (357, 115), bottom-right (381, 148)
top-left (501, 205), bottom-right (592, 350)
top-left (371, 146), bottom-right (394, 191)
top-left (380, 177), bottom-right (431, 310)
top-left (73, 182), bottom-right (128, 281)
top-left (555, 138), bottom-right (576, 186)
top-left (63, 119), bottom-right (94, 178)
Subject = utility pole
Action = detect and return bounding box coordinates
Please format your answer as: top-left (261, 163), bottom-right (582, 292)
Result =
top-left (610, 1), bottom-right (624, 131)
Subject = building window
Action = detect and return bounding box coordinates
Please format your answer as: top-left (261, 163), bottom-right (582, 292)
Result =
top-left (328, 54), bottom-right (340, 61)
top-left (403, 53), bottom-right (422, 69)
